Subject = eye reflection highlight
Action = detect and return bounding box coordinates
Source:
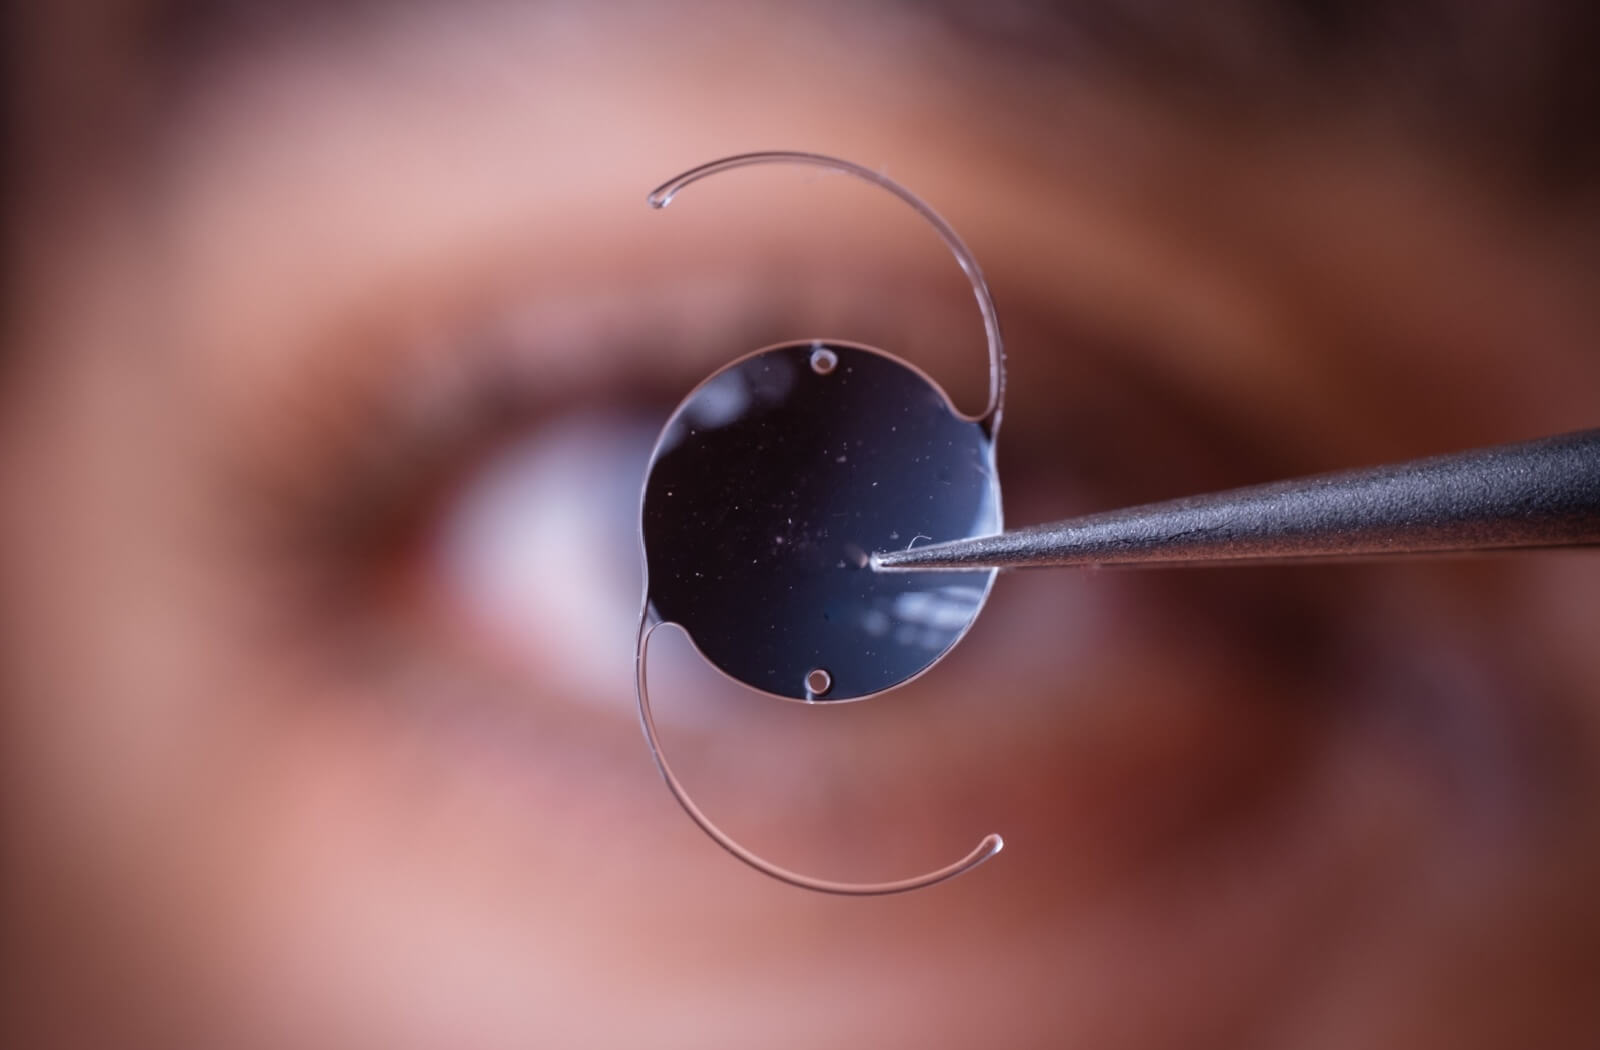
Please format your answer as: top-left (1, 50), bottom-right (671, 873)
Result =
top-left (432, 411), bottom-right (658, 704)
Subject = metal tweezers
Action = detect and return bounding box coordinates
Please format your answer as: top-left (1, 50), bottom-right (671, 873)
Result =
top-left (872, 428), bottom-right (1600, 572)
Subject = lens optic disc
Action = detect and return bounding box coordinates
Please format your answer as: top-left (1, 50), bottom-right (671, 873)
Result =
top-left (642, 341), bottom-right (1000, 701)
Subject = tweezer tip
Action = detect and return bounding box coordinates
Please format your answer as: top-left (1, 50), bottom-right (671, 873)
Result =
top-left (869, 540), bottom-right (977, 572)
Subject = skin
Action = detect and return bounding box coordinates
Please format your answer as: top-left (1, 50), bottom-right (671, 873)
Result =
top-left (3, 3), bottom-right (1598, 1047)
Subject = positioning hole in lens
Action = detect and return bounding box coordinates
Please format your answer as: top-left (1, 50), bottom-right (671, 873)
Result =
top-left (810, 346), bottom-right (838, 375)
top-left (804, 667), bottom-right (833, 698)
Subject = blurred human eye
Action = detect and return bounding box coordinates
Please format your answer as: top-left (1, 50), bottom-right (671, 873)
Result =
top-left (226, 268), bottom-right (1344, 754)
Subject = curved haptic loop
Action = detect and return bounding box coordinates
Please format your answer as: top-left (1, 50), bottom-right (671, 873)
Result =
top-left (636, 616), bottom-right (1004, 896)
top-left (647, 151), bottom-right (1006, 431)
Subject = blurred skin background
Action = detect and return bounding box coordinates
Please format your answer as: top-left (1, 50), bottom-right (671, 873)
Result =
top-left (3, 1), bottom-right (1600, 1047)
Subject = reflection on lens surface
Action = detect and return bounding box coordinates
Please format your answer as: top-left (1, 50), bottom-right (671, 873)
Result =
top-left (642, 342), bottom-right (999, 701)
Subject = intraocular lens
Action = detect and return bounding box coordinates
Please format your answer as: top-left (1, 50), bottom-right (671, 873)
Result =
top-left (642, 342), bottom-right (999, 700)
top-left (634, 151), bottom-right (1006, 895)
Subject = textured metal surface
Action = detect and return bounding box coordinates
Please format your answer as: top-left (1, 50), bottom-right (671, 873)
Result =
top-left (872, 428), bottom-right (1600, 571)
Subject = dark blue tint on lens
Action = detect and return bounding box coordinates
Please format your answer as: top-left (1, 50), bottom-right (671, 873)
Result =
top-left (642, 342), bottom-right (999, 701)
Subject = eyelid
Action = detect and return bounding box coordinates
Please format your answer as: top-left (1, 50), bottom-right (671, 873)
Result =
top-left (218, 253), bottom-right (1016, 515)
top-left (220, 279), bottom-right (966, 593)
